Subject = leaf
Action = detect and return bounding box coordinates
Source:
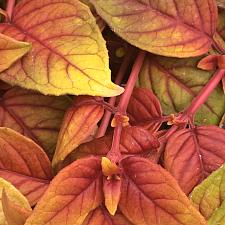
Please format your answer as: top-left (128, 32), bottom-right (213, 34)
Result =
top-left (127, 87), bottom-right (163, 132)
top-left (0, 178), bottom-right (31, 225)
top-left (91, 0), bottom-right (217, 58)
top-left (0, 87), bottom-right (71, 158)
top-left (0, 128), bottom-right (52, 206)
top-left (137, 54), bottom-right (225, 125)
top-left (2, 190), bottom-right (32, 225)
top-left (164, 126), bottom-right (225, 194)
top-left (190, 163), bottom-right (225, 221)
top-left (0, 0), bottom-right (123, 97)
top-left (52, 96), bottom-right (104, 167)
top-left (218, 10), bottom-right (225, 39)
top-left (59, 126), bottom-right (159, 169)
top-left (220, 114), bottom-right (225, 129)
top-left (0, 33), bottom-right (31, 73)
top-left (217, 0), bottom-right (225, 9)
top-left (119, 156), bottom-right (207, 225)
top-left (197, 55), bottom-right (218, 71)
top-left (103, 178), bottom-right (121, 216)
top-left (25, 157), bottom-right (103, 225)
top-left (82, 207), bottom-right (134, 225)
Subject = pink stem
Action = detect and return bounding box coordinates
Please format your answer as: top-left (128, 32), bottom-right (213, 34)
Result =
top-left (6, 0), bottom-right (15, 21)
top-left (107, 50), bottom-right (146, 163)
top-left (96, 49), bottom-right (134, 138)
top-left (165, 68), bottom-right (225, 140)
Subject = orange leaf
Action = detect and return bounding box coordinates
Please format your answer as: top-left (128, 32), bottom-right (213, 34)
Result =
top-left (120, 156), bottom-right (207, 225)
top-left (25, 157), bottom-right (103, 225)
top-left (197, 55), bottom-right (218, 71)
top-left (52, 96), bottom-right (104, 167)
top-left (0, 33), bottom-right (31, 73)
top-left (0, 0), bottom-right (123, 96)
top-left (2, 190), bottom-right (32, 225)
top-left (0, 128), bottom-right (52, 206)
top-left (103, 178), bottom-right (121, 216)
top-left (91, 0), bottom-right (217, 57)
top-left (82, 207), bottom-right (134, 225)
top-left (0, 87), bottom-right (71, 158)
top-left (59, 126), bottom-right (159, 170)
top-left (126, 87), bottom-right (163, 132)
top-left (164, 126), bottom-right (225, 194)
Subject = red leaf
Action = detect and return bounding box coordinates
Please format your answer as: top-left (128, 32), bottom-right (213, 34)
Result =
top-left (0, 87), bottom-right (71, 158)
top-left (164, 126), bottom-right (225, 194)
top-left (53, 96), bottom-right (104, 167)
top-left (60, 126), bottom-right (159, 169)
top-left (0, 128), bottom-right (52, 206)
top-left (120, 156), bottom-right (207, 225)
top-left (82, 207), bottom-right (134, 225)
top-left (127, 87), bottom-right (163, 132)
top-left (25, 157), bottom-right (103, 225)
top-left (197, 55), bottom-right (218, 71)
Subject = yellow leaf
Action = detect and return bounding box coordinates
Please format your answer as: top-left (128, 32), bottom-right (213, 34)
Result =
top-left (0, 33), bottom-right (31, 73)
top-left (0, 0), bottom-right (123, 97)
top-left (0, 178), bottom-right (31, 225)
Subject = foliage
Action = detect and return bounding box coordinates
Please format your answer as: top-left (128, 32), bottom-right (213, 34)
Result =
top-left (0, 0), bottom-right (224, 225)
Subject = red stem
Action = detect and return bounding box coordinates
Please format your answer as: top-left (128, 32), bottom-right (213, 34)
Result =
top-left (96, 49), bottom-right (134, 138)
top-left (107, 50), bottom-right (146, 163)
top-left (6, 0), bottom-right (15, 21)
top-left (165, 68), bottom-right (225, 139)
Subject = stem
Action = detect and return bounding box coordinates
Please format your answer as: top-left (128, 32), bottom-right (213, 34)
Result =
top-left (107, 50), bottom-right (146, 163)
top-left (96, 49), bottom-right (134, 138)
top-left (186, 68), bottom-right (225, 115)
top-left (165, 68), bottom-right (225, 140)
top-left (6, 0), bottom-right (15, 21)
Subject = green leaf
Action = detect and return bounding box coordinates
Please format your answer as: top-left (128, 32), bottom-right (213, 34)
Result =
top-left (190, 164), bottom-right (225, 224)
top-left (137, 54), bottom-right (225, 125)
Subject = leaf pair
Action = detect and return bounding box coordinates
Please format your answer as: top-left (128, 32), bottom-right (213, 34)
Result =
top-left (25, 156), bottom-right (208, 225)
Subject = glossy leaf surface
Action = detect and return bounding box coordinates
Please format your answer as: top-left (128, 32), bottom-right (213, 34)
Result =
top-left (52, 96), bottom-right (104, 167)
top-left (0, 87), bottom-right (71, 158)
top-left (91, 0), bottom-right (217, 57)
top-left (119, 156), bottom-right (207, 225)
top-left (0, 0), bottom-right (123, 96)
top-left (25, 157), bottom-right (103, 225)
top-left (0, 128), bottom-right (52, 206)
top-left (164, 126), bottom-right (225, 194)
top-left (137, 55), bottom-right (225, 125)
top-left (0, 33), bottom-right (30, 73)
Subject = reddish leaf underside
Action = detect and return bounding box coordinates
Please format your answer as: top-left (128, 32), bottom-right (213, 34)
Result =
top-left (126, 87), bottom-right (163, 132)
top-left (60, 126), bottom-right (159, 169)
top-left (52, 96), bottom-right (104, 167)
top-left (120, 156), bottom-right (207, 225)
top-left (164, 126), bottom-right (225, 194)
top-left (82, 207), bottom-right (134, 225)
top-left (91, 0), bottom-right (217, 57)
top-left (0, 87), bottom-right (71, 158)
top-left (25, 157), bottom-right (103, 225)
top-left (0, 0), bottom-right (123, 96)
top-left (0, 128), bottom-right (52, 206)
